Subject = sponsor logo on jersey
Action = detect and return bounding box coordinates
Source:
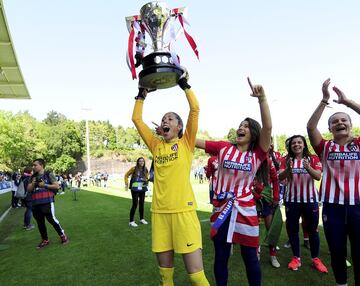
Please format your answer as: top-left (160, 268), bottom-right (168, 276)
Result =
top-left (171, 143), bottom-right (178, 152)
top-left (348, 142), bottom-right (359, 152)
top-left (327, 152), bottom-right (360, 161)
top-left (155, 152), bottom-right (178, 164)
top-left (223, 160), bottom-right (252, 171)
top-left (292, 168), bottom-right (308, 174)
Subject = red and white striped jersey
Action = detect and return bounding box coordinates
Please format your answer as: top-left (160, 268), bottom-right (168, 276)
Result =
top-left (205, 141), bottom-right (267, 199)
top-left (280, 155), bottom-right (321, 203)
top-left (314, 138), bottom-right (360, 205)
top-left (206, 140), bottom-right (267, 247)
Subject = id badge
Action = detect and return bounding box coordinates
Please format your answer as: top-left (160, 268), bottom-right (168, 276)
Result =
top-left (137, 182), bottom-right (143, 191)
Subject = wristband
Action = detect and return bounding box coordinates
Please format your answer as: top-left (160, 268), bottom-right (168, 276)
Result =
top-left (44, 184), bottom-right (48, 190)
top-left (321, 100), bottom-right (329, 105)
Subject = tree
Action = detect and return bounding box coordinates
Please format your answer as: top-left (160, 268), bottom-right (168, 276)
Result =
top-left (50, 154), bottom-right (76, 174)
top-left (43, 111), bottom-right (67, 126)
top-left (227, 128), bottom-right (237, 144)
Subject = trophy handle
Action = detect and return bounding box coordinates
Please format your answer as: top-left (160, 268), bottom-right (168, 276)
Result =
top-left (170, 7), bottom-right (187, 17)
top-left (125, 15), bottom-right (142, 33)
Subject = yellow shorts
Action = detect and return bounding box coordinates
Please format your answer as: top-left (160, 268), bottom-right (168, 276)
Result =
top-left (152, 211), bottom-right (203, 254)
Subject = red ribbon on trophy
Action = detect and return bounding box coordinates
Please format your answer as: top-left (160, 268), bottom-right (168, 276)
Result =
top-left (172, 8), bottom-right (199, 60)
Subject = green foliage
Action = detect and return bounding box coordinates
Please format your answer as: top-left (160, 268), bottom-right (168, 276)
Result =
top-left (50, 154), bottom-right (76, 174)
top-left (43, 110), bottom-right (67, 126)
top-left (227, 128), bottom-right (237, 144)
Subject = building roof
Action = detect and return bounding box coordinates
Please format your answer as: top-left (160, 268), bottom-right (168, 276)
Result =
top-left (0, 0), bottom-right (30, 99)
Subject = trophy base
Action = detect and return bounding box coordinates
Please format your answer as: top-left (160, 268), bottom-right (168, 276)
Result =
top-left (139, 52), bottom-right (184, 89)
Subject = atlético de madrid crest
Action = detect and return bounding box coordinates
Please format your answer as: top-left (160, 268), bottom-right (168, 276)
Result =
top-left (171, 143), bottom-right (178, 152)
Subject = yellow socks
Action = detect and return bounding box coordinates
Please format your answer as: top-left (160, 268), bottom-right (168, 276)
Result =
top-left (159, 267), bottom-right (174, 286)
top-left (188, 270), bottom-right (210, 286)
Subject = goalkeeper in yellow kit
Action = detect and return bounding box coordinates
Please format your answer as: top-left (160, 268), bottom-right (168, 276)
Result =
top-left (132, 74), bottom-right (209, 286)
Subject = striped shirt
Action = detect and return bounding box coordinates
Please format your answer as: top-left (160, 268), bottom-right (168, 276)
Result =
top-left (314, 138), bottom-right (360, 205)
top-left (280, 155), bottom-right (321, 203)
top-left (206, 141), bottom-right (267, 247)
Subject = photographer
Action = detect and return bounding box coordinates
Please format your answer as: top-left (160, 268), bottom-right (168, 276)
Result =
top-left (27, 158), bottom-right (68, 249)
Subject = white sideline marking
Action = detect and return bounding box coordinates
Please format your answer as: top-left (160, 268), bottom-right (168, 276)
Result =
top-left (0, 207), bottom-right (11, 224)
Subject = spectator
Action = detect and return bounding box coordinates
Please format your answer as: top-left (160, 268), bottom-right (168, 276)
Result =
top-left (124, 157), bottom-right (149, 227)
top-left (27, 158), bottom-right (68, 249)
top-left (11, 173), bottom-right (21, 208)
top-left (22, 167), bottom-right (34, 230)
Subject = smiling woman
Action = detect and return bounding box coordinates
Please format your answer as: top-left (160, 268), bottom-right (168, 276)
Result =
top-left (131, 73), bottom-right (210, 286)
top-left (278, 135), bottom-right (327, 273)
top-left (195, 78), bottom-right (272, 286)
top-left (307, 79), bottom-right (360, 285)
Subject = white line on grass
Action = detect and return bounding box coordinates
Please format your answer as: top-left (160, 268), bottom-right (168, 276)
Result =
top-left (0, 207), bottom-right (11, 224)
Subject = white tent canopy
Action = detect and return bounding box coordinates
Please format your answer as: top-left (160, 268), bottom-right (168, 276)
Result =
top-left (0, 0), bottom-right (30, 99)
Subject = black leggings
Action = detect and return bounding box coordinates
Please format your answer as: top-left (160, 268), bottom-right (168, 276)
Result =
top-left (129, 191), bottom-right (145, 222)
top-left (32, 203), bottom-right (64, 240)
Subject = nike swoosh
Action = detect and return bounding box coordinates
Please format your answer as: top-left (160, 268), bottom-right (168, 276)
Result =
top-left (187, 243), bottom-right (194, 247)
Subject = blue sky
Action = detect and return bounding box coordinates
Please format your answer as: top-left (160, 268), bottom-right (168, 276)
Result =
top-left (2, 0), bottom-right (360, 138)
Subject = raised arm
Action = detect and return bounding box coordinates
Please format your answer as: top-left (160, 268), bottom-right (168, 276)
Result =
top-left (132, 88), bottom-right (159, 152)
top-left (248, 77), bottom-right (272, 152)
top-left (333, 86), bottom-right (360, 115)
top-left (307, 79), bottom-right (330, 148)
top-left (178, 73), bottom-right (199, 150)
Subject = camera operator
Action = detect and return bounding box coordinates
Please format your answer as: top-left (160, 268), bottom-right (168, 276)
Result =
top-left (27, 158), bottom-right (69, 249)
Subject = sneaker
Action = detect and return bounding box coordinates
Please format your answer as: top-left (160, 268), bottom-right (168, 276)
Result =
top-left (129, 221), bottom-right (138, 227)
top-left (36, 239), bottom-right (49, 249)
top-left (288, 256), bottom-right (301, 271)
top-left (140, 219), bottom-right (148, 225)
top-left (284, 241), bottom-right (291, 248)
top-left (312, 258), bottom-right (328, 273)
top-left (60, 234), bottom-right (69, 244)
top-left (303, 239), bottom-right (310, 249)
top-left (26, 224), bottom-right (35, 231)
top-left (270, 256), bottom-right (281, 268)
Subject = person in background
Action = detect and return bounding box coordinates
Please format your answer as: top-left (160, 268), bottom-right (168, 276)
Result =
top-left (252, 153), bottom-right (281, 268)
top-left (27, 159), bottom-right (68, 249)
top-left (124, 157), bottom-right (149, 227)
top-left (307, 78), bottom-right (360, 285)
top-left (279, 135), bottom-right (328, 273)
top-left (11, 173), bottom-right (21, 208)
top-left (206, 155), bottom-right (218, 204)
top-left (22, 167), bottom-right (34, 230)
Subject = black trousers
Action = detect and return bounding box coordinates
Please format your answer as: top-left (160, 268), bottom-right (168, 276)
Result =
top-left (129, 191), bottom-right (145, 222)
top-left (32, 203), bottom-right (64, 240)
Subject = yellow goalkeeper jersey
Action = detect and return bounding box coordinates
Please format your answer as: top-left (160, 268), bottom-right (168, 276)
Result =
top-left (132, 89), bottom-right (199, 213)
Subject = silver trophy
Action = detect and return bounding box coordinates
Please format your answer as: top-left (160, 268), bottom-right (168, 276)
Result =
top-left (126, 1), bottom-right (196, 89)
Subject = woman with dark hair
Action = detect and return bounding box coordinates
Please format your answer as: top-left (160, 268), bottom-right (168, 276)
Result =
top-left (279, 135), bottom-right (327, 273)
top-left (196, 78), bottom-right (272, 286)
top-left (132, 74), bottom-right (210, 286)
top-left (307, 79), bottom-right (360, 286)
top-left (124, 157), bottom-right (149, 227)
